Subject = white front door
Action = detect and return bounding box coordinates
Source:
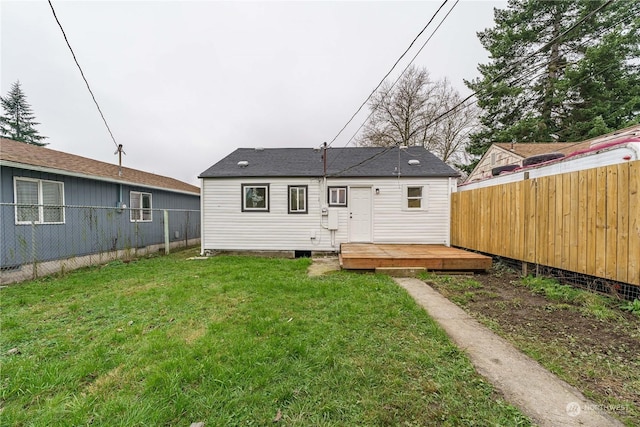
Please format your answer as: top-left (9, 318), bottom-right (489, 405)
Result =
top-left (349, 187), bottom-right (372, 242)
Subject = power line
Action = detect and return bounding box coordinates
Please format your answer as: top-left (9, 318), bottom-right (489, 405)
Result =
top-left (326, 0), bottom-right (450, 148)
top-left (325, 0), bottom-right (460, 175)
top-left (341, 0), bottom-right (462, 149)
top-left (47, 0), bottom-right (120, 151)
top-left (329, 0), bottom-right (617, 175)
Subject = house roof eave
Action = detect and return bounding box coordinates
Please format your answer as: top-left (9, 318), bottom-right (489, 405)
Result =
top-left (2, 159), bottom-right (200, 196)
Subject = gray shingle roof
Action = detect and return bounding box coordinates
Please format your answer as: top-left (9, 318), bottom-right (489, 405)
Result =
top-left (199, 146), bottom-right (459, 178)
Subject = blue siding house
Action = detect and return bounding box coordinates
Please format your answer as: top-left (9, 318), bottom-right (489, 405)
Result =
top-left (1, 137), bottom-right (200, 281)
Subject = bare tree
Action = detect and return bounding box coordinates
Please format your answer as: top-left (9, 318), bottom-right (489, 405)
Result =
top-left (422, 78), bottom-right (479, 165)
top-left (357, 66), bottom-right (478, 167)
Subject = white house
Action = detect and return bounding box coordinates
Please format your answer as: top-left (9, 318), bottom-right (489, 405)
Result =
top-left (199, 146), bottom-right (459, 256)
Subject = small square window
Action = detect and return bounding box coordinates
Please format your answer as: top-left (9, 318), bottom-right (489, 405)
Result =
top-left (407, 186), bottom-right (423, 209)
top-left (288, 185), bottom-right (308, 214)
top-left (328, 187), bottom-right (347, 207)
top-left (242, 184), bottom-right (270, 212)
top-left (130, 191), bottom-right (152, 222)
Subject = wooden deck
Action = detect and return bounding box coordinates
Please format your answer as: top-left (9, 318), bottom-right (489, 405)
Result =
top-left (340, 243), bottom-right (492, 271)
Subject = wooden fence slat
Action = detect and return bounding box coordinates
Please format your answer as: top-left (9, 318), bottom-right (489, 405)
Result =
top-left (617, 163), bottom-right (629, 283)
top-left (595, 167), bottom-right (607, 278)
top-left (577, 170), bottom-right (588, 274)
top-left (569, 172), bottom-right (579, 272)
top-left (605, 166), bottom-right (618, 280)
top-left (505, 184), bottom-right (513, 258)
top-left (525, 179), bottom-right (537, 263)
top-left (537, 177), bottom-right (549, 266)
top-left (545, 176), bottom-right (555, 267)
top-left (562, 173), bottom-right (571, 268)
top-left (514, 182), bottom-right (523, 260)
top-left (554, 174), bottom-right (564, 268)
top-left (586, 168), bottom-right (598, 277)
top-left (628, 161), bottom-right (639, 286)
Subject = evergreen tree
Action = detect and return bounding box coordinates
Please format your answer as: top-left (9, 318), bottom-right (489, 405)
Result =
top-left (465, 0), bottom-right (640, 162)
top-left (0, 81), bottom-right (47, 146)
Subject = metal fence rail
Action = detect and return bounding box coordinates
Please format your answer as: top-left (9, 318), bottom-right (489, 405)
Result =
top-left (1, 204), bottom-right (200, 284)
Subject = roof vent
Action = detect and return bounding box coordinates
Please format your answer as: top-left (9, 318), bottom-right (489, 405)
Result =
top-left (237, 161), bottom-right (249, 167)
top-left (255, 147), bottom-right (264, 151)
top-left (408, 159), bottom-right (420, 166)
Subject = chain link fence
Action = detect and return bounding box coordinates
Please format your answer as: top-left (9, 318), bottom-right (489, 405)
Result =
top-left (1, 203), bottom-right (200, 284)
top-left (492, 255), bottom-right (639, 301)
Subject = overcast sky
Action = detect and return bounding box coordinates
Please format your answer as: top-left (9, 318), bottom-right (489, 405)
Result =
top-left (1, 0), bottom-right (506, 186)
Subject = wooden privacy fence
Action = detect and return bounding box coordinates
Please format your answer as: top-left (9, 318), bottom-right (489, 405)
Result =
top-left (451, 161), bottom-right (640, 286)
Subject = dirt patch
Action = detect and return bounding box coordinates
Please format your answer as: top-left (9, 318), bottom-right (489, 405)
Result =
top-left (307, 257), bottom-right (340, 277)
top-left (426, 270), bottom-right (640, 425)
top-left (86, 366), bottom-right (124, 395)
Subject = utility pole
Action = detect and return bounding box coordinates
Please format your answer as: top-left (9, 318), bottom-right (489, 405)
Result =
top-left (114, 144), bottom-right (126, 176)
top-left (323, 141), bottom-right (327, 177)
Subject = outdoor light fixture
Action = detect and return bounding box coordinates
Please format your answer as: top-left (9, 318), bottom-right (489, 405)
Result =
top-left (375, 188), bottom-right (380, 195)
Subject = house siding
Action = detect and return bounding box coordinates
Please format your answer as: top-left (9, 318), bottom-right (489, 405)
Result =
top-left (1, 165), bottom-right (200, 268)
top-left (467, 146), bottom-right (523, 182)
top-left (202, 177), bottom-right (326, 251)
top-left (201, 176), bottom-right (452, 252)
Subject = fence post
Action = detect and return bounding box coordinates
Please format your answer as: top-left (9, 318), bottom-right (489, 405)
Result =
top-left (31, 220), bottom-right (37, 280)
top-left (164, 210), bottom-right (170, 255)
top-left (184, 211), bottom-right (189, 248)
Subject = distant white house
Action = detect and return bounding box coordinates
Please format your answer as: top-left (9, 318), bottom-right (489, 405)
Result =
top-left (198, 146), bottom-right (459, 256)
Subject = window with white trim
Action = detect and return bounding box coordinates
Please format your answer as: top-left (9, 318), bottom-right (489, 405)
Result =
top-left (288, 185), bottom-right (307, 214)
top-left (130, 191), bottom-right (152, 222)
top-left (406, 186), bottom-right (424, 209)
top-left (14, 178), bottom-right (65, 224)
top-left (328, 186), bottom-right (347, 207)
top-left (242, 184), bottom-right (269, 212)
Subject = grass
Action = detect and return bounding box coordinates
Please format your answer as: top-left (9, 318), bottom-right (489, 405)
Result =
top-left (420, 274), bottom-right (484, 307)
top-left (0, 249), bottom-right (529, 426)
top-left (519, 275), bottom-right (621, 320)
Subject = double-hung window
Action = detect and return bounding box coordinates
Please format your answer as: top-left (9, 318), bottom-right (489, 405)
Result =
top-left (328, 186), bottom-right (347, 207)
top-left (406, 185), bottom-right (426, 210)
top-left (288, 185), bottom-right (308, 214)
top-left (130, 191), bottom-right (152, 222)
top-left (242, 184), bottom-right (270, 212)
top-left (14, 178), bottom-right (65, 224)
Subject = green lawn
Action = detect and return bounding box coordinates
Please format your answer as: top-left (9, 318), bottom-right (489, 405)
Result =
top-left (1, 250), bottom-right (529, 426)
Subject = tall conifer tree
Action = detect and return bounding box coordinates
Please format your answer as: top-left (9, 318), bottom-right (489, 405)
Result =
top-left (465, 0), bottom-right (640, 161)
top-left (0, 81), bottom-right (48, 146)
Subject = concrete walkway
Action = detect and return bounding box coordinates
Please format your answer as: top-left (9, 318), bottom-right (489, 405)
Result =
top-left (394, 277), bottom-right (624, 427)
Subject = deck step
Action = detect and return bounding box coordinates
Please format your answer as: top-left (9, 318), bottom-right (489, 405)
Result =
top-left (375, 266), bottom-right (426, 277)
top-left (341, 243), bottom-right (492, 271)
